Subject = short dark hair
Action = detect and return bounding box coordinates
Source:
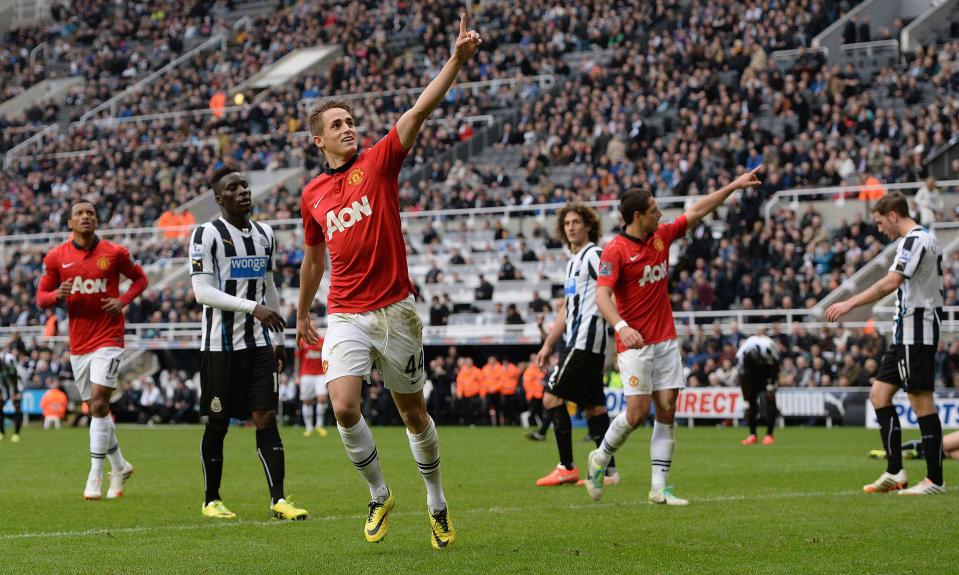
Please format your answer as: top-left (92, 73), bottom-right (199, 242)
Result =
top-left (555, 202), bottom-right (601, 248)
top-left (70, 198), bottom-right (96, 211)
top-left (309, 99), bottom-right (353, 137)
top-left (210, 164), bottom-right (239, 191)
top-left (872, 191), bottom-right (909, 217)
top-left (619, 188), bottom-right (654, 225)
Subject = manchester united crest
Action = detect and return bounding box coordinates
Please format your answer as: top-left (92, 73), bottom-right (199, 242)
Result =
top-left (653, 237), bottom-right (665, 252)
top-left (347, 168), bottom-right (365, 186)
top-left (97, 256), bottom-right (110, 270)
top-left (629, 376), bottom-right (639, 388)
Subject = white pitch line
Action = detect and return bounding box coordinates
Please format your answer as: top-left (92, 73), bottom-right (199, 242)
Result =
top-left (0, 489), bottom-right (861, 541)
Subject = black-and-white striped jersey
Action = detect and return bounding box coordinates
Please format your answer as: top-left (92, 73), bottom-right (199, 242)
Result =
top-left (0, 353), bottom-right (21, 394)
top-left (735, 335), bottom-right (780, 367)
top-left (563, 242), bottom-right (608, 355)
top-left (889, 226), bottom-right (944, 346)
top-left (189, 218), bottom-right (276, 351)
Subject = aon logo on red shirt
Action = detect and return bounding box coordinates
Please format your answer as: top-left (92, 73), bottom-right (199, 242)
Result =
top-left (326, 195), bottom-right (372, 239)
top-left (638, 261), bottom-right (667, 287)
top-left (71, 277), bottom-right (108, 294)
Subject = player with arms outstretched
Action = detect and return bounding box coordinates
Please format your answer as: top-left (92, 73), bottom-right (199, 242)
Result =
top-left (296, 13), bottom-right (481, 549)
top-left (37, 199), bottom-right (148, 499)
top-left (585, 167), bottom-right (762, 505)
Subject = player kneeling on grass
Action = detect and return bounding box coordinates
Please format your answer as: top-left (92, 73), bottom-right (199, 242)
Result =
top-left (37, 199), bottom-right (147, 500)
top-left (190, 166), bottom-right (307, 520)
top-left (870, 430), bottom-right (959, 461)
top-left (585, 167), bottom-right (763, 506)
top-left (827, 192), bottom-right (946, 496)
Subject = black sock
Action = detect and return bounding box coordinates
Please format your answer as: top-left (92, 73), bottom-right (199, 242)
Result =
top-left (537, 416), bottom-right (552, 435)
top-left (917, 413), bottom-right (944, 486)
top-left (256, 426), bottom-right (286, 503)
top-left (587, 413), bottom-right (616, 471)
top-left (0, 414), bottom-right (5, 435)
top-left (765, 396), bottom-right (777, 437)
top-left (13, 412), bottom-right (22, 434)
top-left (549, 406), bottom-right (573, 470)
top-left (201, 424), bottom-right (227, 505)
top-left (902, 439), bottom-right (925, 458)
top-left (747, 406), bottom-right (758, 435)
top-left (876, 406), bottom-right (902, 474)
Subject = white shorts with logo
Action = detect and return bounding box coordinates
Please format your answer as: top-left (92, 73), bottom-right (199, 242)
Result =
top-left (323, 295), bottom-right (426, 394)
top-left (70, 346), bottom-right (124, 401)
top-left (299, 374), bottom-right (328, 400)
top-left (618, 338), bottom-right (685, 397)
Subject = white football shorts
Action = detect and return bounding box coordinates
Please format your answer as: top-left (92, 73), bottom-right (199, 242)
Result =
top-left (299, 374), bottom-right (328, 400)
top-left (323, 295), bottom-right (426, 394)
top-left (618, 338), bottom-right (685, 397)
top-left (70, 346), bottom-right (124, 401)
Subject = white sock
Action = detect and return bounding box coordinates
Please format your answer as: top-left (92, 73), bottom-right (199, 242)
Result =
top-left (302, 404), bottom-right (315, 433)
top-left (407, 417), bottom-right (446, 513)
top-left (89, 416), bottom-right (112, 476)
top-left (650, 421), bottom-right (675, 491)
top-left (105, 418), bottom-right (127, 471)
top-left (337, 417), bottom-right (388, 499)
top-left (317, 401), bottom-right (327, 427)
top-left (594, 412), bottom-right (636, 468)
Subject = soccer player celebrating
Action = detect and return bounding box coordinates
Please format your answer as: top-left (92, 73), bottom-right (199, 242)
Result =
top-left (735, 334), bottom-right (781, 446)
top-left (36, 199), bottom-right (148, 499)
top-left (296, 13), bottom-right (481, 550)
top-left (189, 166), bottom-right (308, 520)
top-left (0, 349), bottom-right (24, 442)
top-left (827, 192), bottom-right (946, 495)
top-left (585, 166), bottom-right (763, 504)
top-left (534, 203), bottom-right (620, 487)
top-left (297, 337), bottom-right (329, 437)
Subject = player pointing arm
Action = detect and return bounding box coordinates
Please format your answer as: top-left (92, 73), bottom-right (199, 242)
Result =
top-left (295, 13), bottom-right (482, 549)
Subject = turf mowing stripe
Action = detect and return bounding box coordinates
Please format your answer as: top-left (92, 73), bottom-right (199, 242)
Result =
top-left (1, 489), bottom-right (862, 541)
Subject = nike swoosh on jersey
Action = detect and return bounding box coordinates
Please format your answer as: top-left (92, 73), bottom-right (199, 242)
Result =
top-left (313, 198), bottom-right (322, 209)
top-left (62, 262), bottom-right (76, 268)
top-left (629, 255), bottom-right (640, 261)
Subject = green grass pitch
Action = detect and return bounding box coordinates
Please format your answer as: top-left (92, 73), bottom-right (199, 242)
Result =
top-left (1, 425), bottom-right (955, 574)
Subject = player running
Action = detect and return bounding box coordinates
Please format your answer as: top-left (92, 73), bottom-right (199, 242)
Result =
top-left (736, 334), bottom-right (781, 446)
top-left (534, 203), bottom-right (619, 487)
top-left (0, 349), bottom-right (23, 442)
top-left (36, 199), bottom-right (148, 499)
top-left (189, 166), bottom-right (308, 520)
top-left (296, 13), bottom-right (481, 550)
top-left (297, 338), bottom-right (329, 437)
top-left (827, 192), bottom-right (947, 495)
top-left (585, 167), bottom-right (763, 505)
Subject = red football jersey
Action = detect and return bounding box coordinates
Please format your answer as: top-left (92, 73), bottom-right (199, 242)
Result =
top-left (301, 126), bottom-right (414, 313)
top-left (598, 215), bottom-right (688, 351)
top-left (297, 339), bottom-right (326, 376)
top-left (37, 237), bottom-right (148, 355)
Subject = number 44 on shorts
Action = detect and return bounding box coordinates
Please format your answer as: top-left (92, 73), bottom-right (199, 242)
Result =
top-left (405, 351), bottom-right (424, 381)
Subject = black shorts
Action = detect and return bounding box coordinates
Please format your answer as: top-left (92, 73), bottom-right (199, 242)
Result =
top-left (875, 344), bottom-right (936, 393)
top-left (545, 349), bottom-right (606, 407)
top-left (0, 382), bottom-right (20, 403)
top-left (201, 347), bottom-right (278, 420)
top-left (742, 364), bottom-right (778, 395)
